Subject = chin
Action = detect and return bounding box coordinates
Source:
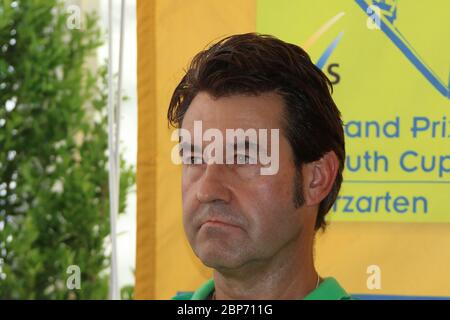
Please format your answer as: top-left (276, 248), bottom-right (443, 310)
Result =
top-left (194, 242), bottom-right (246, 270)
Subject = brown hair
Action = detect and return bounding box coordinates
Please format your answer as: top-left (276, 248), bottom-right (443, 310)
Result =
top-left (167, 33), bottom-right (345, 231)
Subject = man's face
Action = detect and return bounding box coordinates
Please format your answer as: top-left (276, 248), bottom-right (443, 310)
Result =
top-left (181, 91), bottom-right (305, 271)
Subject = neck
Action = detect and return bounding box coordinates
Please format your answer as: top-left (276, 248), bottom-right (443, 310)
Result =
top-left (213, 229), bottom-right (318, 300)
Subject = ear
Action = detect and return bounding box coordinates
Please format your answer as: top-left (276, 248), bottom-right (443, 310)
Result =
top-left (302, 151), bottom-right (339, 207)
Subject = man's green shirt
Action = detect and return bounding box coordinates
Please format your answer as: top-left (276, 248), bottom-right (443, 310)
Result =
top-left (172, 277), bottom-right (353, 300)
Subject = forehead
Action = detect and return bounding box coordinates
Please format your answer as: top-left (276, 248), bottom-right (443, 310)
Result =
top-left (181, 91), bottom-right (285, 131)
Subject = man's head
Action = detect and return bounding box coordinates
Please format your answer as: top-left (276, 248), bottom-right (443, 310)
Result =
top-left (168, 33), bottom-right (345, 271)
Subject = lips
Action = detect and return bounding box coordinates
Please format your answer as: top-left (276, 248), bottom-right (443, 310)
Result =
top-left (201, 218), bottom-right (241, 229)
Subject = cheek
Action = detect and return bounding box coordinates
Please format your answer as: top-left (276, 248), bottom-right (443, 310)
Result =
top-left (181, 169), bottom-right (189, 203)
top-left (241, 183), bottom-right (300, 256)
top-left (181, 169), bottom-right (198, 226)
top-left (242, 175), bottom-right (297, 233)
top-left (255, 168), bottom-right (294, 205)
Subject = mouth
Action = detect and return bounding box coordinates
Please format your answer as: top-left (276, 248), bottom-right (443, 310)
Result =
top-left (201, 219), bottom-right (241, 230)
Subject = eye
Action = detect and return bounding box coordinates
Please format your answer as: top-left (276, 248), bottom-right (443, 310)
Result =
top-left (183, 155), bottom-right (203, 165)
top-left (235, 154), bottom-right (251, 164)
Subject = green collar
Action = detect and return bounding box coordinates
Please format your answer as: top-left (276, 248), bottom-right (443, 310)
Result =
top-left (174, 277), bottom-right (352, 300)
top-left (191, 278), bottom-right (215, 300)
top-left (304, 277), bottom-right (351, 300)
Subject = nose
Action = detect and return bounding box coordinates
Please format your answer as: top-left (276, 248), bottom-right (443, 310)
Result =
top-left (196, 164), bottom-right (231, 203)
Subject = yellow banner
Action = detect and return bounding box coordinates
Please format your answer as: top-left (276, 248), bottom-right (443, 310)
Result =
top-left (258, 0), bottom-right (450, 223)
